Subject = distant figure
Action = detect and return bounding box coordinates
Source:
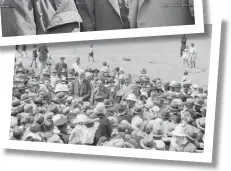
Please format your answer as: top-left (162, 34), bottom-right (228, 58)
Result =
top-left (181, 46), bottom-right (190, 67)
top-left (189, 43), bottom-right (197, 68)
top-left (181, 34), bottom-right (187, 57)
top-left (30, 45), bottom-right (38, 68)
top-left (71, 57), bottom-right (84, 74)
top-left (38, 44), bottom-right (49, 76)
top-left (88, 45), bottom-right (94, 62)
top-left (55, 57), bottom-right (68, 78)
top-left (15, 45), bottom-right (28, 58)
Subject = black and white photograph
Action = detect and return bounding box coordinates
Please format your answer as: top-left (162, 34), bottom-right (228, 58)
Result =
top-left (0, 0), bottom-right (204, 46)
top-left (3, 23), bottom-right (221, 163)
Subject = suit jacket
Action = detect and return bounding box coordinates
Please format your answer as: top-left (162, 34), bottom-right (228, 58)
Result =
top-left (1, 0), bottom-right (82, 37)
top-left (70, 79), bottom-right (91, 101)
top-left (76, 0), bottom-right (124, 31)
top-left (129, 0), bottom-right (195, 28)
top-left (55, 62), bottom-right (68, 78)
top-left (90, 86), bottom-right (109, 105)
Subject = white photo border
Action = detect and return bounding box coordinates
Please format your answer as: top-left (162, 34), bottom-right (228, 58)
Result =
top-left (0, 18), bottom-right (221, 163)
top-left (0, 0), bottom-right (204, 46)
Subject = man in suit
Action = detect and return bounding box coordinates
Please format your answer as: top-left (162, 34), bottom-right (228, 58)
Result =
top-left (1, 0), bottom-right (82, 37)
top-left (70, 69), bottom-right (91, 101)
top-left (55, 57), bottom-right (68, 78)
top-left (129, 0), bottom-right (195, 28)
top-left (75, 0), bottom-right (130, 31)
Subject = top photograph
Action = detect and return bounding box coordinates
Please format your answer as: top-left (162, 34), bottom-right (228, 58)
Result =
top-left (0, 0), bottom-right (204, 46)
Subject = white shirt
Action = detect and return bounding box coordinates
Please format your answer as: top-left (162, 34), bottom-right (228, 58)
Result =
top-left (189, 47), bottom-right (197, 55)
top-left (71, 63), bottom-right (83, 73)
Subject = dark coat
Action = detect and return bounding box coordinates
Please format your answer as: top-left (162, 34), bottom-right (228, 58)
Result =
top-left (90, 86), bottom-right (109, 105)
top-left (70, 79), bottom-right (91, 101)
top-left (76, 0), bottom-right (124, 31)
top-left (93, 113), bottom-right (112, 145)
top-left (55, 62), bottom-right (68, 78)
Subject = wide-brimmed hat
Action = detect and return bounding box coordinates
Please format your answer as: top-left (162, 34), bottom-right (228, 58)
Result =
top-left (185, 126), bottom-right (199, 141)
top-left (168, 101), bottom-right (181, 112)
top-left (172, 124), bottom-right (187, 137)
top-left (93, 102), bottom-right (106, 115)
top-left (83, 101), bottom-right (93, 111)
top-left (152, 124), bottom-right (164, 138)
top-left (140, 92), bottom-right (148, 99)
top-left (103, 99), bottom-right (113, 108)
top-left (108, 116), bottom-right (118, 128)
top-left (167, 93), bottom-right (177, 100)
top-left (194, 99), bottom-right (205, 107)
top-left (158, 108), bottom-right (170, 119)
top-left (21, 94), bottom-right (32, 102)
top-left (60, 57), bottom-right (65, 60)
top-left (140, 68), bottom-right (147, 74)
top-left (131, 116), bottom-right (144, 130)
top-left (47, 134), bottom-right (63, 143)
top-left (115, 104), bottom-right (126, 115)
top-left (92, 68), bottom-right (100, 73)
top-left (126, 93), bottom-right (137, 102)
top-left (172, 82), bottom-right (181, 88)
top-left (140, 134), bottom-right (156, 150)
top-left (52, 114), bottom-right (68, 127)
top-left (17, 83), bottom-right (25, 90)
top-left (140, 75), bottom-right (150, 83)
top-left (56, 92), bottom-right (68, 101)
top-left (131, 104), bottom-right (144, 116)
top-left (54, 83), bottom-right (69, 93)
top-left (155, 140), bottom-right (166, 151)
top-left (196, 117), bottom-right (206, 132)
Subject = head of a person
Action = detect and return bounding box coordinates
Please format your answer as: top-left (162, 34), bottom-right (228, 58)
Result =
top-left (103, 62), bottom-right (107, 66)
top-left (60, 57), bottom-right (65, 63)
top-left (47, 61), bottom-right (52, 68)
top-left (191, 43), bottom-right (195, 47)
top-left (97, 77), bottom-right (105, 89)
top-left (44, 79), bottom-right (51, 87)
top-left (91, 45), bottom-right (93, 48)
top-left (184, 70), bottom-right (188, 76)
top-left (124, 74), bottom-right (130, 85)
top-left (78, 69), bottom-right (85, 80)
top-left (75, 57), bottom-right (80, 64)
top-left (118, 74), bottom-right (125, 85)
top-left (150, 88), bottom-right (159, 98)
top-left (156, 78), bottom-right (162, 87)
top-left (33, 45), bottom-right (37, 48)
top-left (115, 67), bottom-right (120, 73)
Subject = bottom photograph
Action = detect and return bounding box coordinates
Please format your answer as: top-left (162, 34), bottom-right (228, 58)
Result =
top-left (8, 24), bottom-right (218, 160)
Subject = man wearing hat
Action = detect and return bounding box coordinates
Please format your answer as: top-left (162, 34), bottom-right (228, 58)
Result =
top-left (55, 57), bottom-right (68, 78)
top-left (90, 77), bottom-right (109, 106)
top-left (50, 69), bottom-right (60, 89)
top-left (70, 69), bottom-right (91, 101)
top-left (38, 44), bottom-right (49, 76)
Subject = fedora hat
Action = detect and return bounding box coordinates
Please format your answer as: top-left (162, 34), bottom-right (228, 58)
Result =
top-left (140, 92), bottom-right (148, 99)
top-left (140, 134), bottom-right (156, 150)
top-left (184, 98), bottom-right (194, 106)
top-left (173, 82), bottom-right (181, 88)
top-left (60, 57), bottom-right (65, 60)
top-left (152, 125), bottom-right (164, 138)
top-left (196, 117), bottom-right (206, 132)
top-left (131, 104), bottom-right (144, 116)
top-left (158, 108), bottom-right (170, 119)
top-left (94, 102), bottom-right (106, 115)
top-left (34, 113), bottom-right (45, 125)
top-left (103, 99), bottom-right (113, 108)
top-left (20, 94), bottom-right (32, 102)
top-left (131, 116), bottom-right (144, 130)
top-left (52, 114), bottom-right (67, 127)
top-left (185, 126), bottom-right (199, 142)
top-left (194, 99), bottom-right (204, 107)
top-left (168, 101), bottom-right (181, 112)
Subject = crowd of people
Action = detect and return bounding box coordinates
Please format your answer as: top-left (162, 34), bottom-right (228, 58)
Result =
top-left (10, 48), bottom-right (207, 153)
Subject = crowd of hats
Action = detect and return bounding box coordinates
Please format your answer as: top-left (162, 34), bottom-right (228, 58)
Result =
top-left (10, 64), bottom-right (207, 153)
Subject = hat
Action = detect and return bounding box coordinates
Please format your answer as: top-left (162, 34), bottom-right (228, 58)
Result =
top-left (54, 83), bottom-right (69, 93)
top-left (56, 92), bottom-right (67, 101)
top-left (140, 92), bottom-right (148, 99)
top-left (33, 97), bottom-right (44, 105)
top-left (172, 124), bottom-right (187, 137)
top-left (12, 127), bottom-right (24, 139)
top-left (152, 124), bottom-right (164, 138)
top-left (196, 117), bottom-right (206, 132)
top-left (118, 74), bottom-right (125, 80)
top-left (140, 68), bottom-right (147, 74)
top-left (167, 93), bottom-right (177, 100)
top-left (131, 116), bottom-right (144, 130)
top-left (83, 102), bottom-right (93, 111)
top-left (192, 84), bottom-right (199, 90)
top-left (184, 98), bottom-right (194, 106)
top-left (158, 108), bottom-right (170, 119)
top-left (155, 140), bottom-right (166, 150)
top-left (21, 94), bottom-right (32, 102)
top-left (44, 112), bottom-right (54, 121)
top-left (51, 96), bottom-right (60, 104)
top-left (126, 93), bottom-right (137, 102)
top-left (108, 116), bottom-right (118, 128)
top-left (17, 83), bottom-right (25, 90)
top-left (60, 57), bottom-right (65, 60)
top-left (103, 99), bottom-right (113, 108)
top-left (131, 104), bottom-right (144, 116)
top-left (47, 134), bottom-right (63, 143)
top-left (185, 126), bottom-right (199, 141)
top-left (140, 75), bottom-right (150, 83)
top-left (169, 101), bottom-right (181, 112)
top-left (115, 104), bottom-right (126, 115)
top-left (30, 123), bottom-right (40, 133)
top-left (47, 60), bottom-right (52, 65)
top-left (52, 114), bottom-right (68, 126)
top-left (145, 100), bottom-right (154, 109)
top-left (140, 134), bottom-right (156, 150)
top-left (93, 68), bottom-right (100, 73)
top-left (93, 102), bottom-right (106, 115)
top-left (34, 113), bottom-right (45, 125)
top-left (10, 116), bottom-right (18, 128)
top-left (173, 82), bottom-right (181, 88)
top-left (194, 99), bottom-right (204, 107)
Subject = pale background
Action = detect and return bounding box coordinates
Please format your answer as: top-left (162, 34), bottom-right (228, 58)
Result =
top-left (1, 0), bottom-right (231, 170)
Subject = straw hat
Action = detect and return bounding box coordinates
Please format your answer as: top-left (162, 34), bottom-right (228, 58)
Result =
top-left (140, 68), bottom-right (147, 74)
top-left (140, 134), bottom-right (156, 150)
top-left (47, 134), bottom-right (64, 144)
top-left (185, 126), bottom-right (199, 141)
top-left (126, 93), bottom-right (137, 102)
top-left (171, 124), bottom-right (187, 137)
top-left (131, 104), bottom-right (144, 116)
top-left (52, 114), bottom-right (68, 127)
top-left (152, 124), bottom-right (164, 138)
top-left (158, 108), bottom-right (170, 119)
top-left (93, 102), bottom-right (106, 115)
top-left (155, 140), bottom-right (166, 151)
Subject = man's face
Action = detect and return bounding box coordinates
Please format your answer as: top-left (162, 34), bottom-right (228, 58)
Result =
top-left (126, 100), bottom-right (135, 108)
top-left (119, 78), bottom-right (125, 85)
top-left (156, 80), bottom-right (162, 87)
top-left (124, 77), bottom-right (129, 84)
top-left (61, 59), bottom-right (65, 63)
top-left (76, 58), bottom-right (80, 63)
top-left (151, 90), bottom-right (158, 98)
top-left (97, 80), bottom-right (104, 88)
top-left (79, 73), bottom-right (85, 80)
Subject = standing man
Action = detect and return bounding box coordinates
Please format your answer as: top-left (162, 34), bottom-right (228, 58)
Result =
top-left (181, 34), bottom-right (187, 57)
top-left (88, 45), bottom-right (94, 62)
top-left (70, 69), bottom-right (91, 101)
top-left (55, 57), bottom-right (68, 78)
top-left (38, 44), bottom-right (49, 76)
top-left (129, 0), bottom-right (195, 28)
top-left (189, 43), bottom-right (197, 68)
top-left (76, 0), bottom-right (130, 31)
top-left (71, 57), bottom-right (84, 74)
top-left (30, 45), bottom-right (38, 68)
